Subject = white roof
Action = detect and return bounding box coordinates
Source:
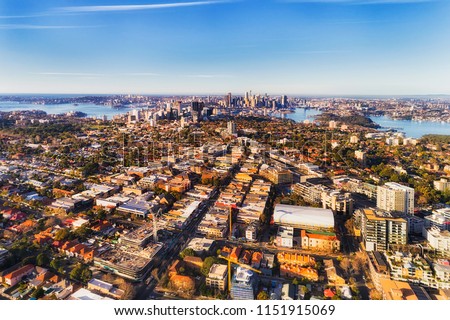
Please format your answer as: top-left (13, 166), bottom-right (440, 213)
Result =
top-left (72, 218), bottom-right (89, 228)
top-left (273, 204), bottom-right (334, 229)
top-left (235, 267), bottom-right (253, 283)
top-left (181, 201), bottom-right (201, 218)
top-left (208, 264), bottom-right (227, 279)
top-left (383, 182), bottom-right (414, 192)
top-left (69, 288), bottom-right (112, 300)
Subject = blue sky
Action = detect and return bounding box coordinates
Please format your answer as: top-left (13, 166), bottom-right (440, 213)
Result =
top-left (0, 0), bottom-right (449, 95)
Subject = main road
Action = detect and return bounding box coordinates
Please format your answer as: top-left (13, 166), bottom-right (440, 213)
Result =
top-left (136, 167), bottom-right (236, 300)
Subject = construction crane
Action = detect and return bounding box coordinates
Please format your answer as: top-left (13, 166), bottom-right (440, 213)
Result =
top-left (219, 254), bottom-right (261, 293)
top-left (228, 206), bottom-right (233, 241)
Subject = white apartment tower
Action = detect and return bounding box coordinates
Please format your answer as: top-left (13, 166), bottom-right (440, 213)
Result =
top-left (227, 121), bottom-right (237, 135)
top-left (377, 182), bottom-right (415, 215)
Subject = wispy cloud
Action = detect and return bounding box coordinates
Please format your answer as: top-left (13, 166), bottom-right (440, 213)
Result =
top-left (354, 0), bottom-right (433, 3)
top-left (0, 1), bottom-right (231, 19)
top-left (34, 72), bottom-right (106, 77)
top-left (283, 0), bottom-right (434, 4)
top-left (326, 19), bottom-right (386, 24)
top-left (34, 72), bottom-right (162, 77)
top-left (122, 72), bottom-right (160, 76)
top-left (33, 72), bottom-right (233, 79)
top-left (0, 14), bottom-right (47, 19)
top-left (298, 50), bottom-right (351, 53)
top-left (57, 1), bottom-right (231, 13)
top-left (0, 24), bottom-right (93, 30)
top-left (184, 74), bottom-right (233, 78)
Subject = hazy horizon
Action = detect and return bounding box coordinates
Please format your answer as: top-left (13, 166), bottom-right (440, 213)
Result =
top-left (1, 92), bottom-right (450, 99)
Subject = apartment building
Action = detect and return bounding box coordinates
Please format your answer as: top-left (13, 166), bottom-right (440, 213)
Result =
top-left (377, 182), bottom-right (414, 215)
top-left (206, 264), bottom-right (228, 291)
top-left (434, 177), bottom-right (450, 192)
top-left (260, 166), bottom-right (293, 185)
top-left (423, 227), bottom-right (450, 257)
top-left (359, 208), bottom-right (407, 251)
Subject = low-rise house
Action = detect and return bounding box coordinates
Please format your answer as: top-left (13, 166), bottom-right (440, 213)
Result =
top-left (300, 229), bottom-right (340, 252)
top-left (183, 256), bottom-right (203, 271)
top-left (69, 288), bottom-right (113, 300)
top-left (87, 278), bottom-right (125, 299)
top-left (4, 264), bottom-right (35, 286)
top-left (279, 265), bottom-right (319, 281)
top-left (251, 252), bottom-right (263, 269)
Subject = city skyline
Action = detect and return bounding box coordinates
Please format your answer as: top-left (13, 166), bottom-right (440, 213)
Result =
top-left (1, 0), bottom-right (450, 95)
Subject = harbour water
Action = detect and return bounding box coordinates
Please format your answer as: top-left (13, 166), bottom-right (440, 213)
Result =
top-left (1, 102), bottom-right (449, 138)
top-left (0, 101), bottom-right (128, 120)
top-left (285, 108), bottom-right (322, 122)
top-left (368, 115), bottom-right (450, 139)
top-left (287, 108), bottom-right (450, 138)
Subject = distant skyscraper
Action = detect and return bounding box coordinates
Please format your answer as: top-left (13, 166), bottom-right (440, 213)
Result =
top-left (203, 107), bottom-right (212, 117)
top-left (244, 91), bottom-right (249, 106)
top-left (272, 100), bottom-right (277, 110)
top-left (225, 92), bottom-right (232, 108)
top-left (174, 101), bottom-right (182, 115)
top-left (281, 95), bottom-right (288, 107)
top-left (191, 101), bottom-right (204, 113)
top-left (192, 112), bottom-right (199, 123)
top-left (377, 182), bottom-right (415, 215)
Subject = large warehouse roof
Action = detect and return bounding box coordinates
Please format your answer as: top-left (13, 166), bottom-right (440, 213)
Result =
top-left (273, 204), bottom-right (334, 229)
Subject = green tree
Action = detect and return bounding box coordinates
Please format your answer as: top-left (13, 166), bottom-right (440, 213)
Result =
top-left (73, 225), bottom-right (91, 241)
top-left (54, 228), bottom-right (71, 241)
top-left (201, 257), bottom-right (220, 276)
top-left (80, 268), bottom-right (93, 283)
top-left (70, 263), bottom-right (92, 282)
top-left (70, 265), bottom-right (82, 281)
top-left (31, 287), bottom-right (45, 299)
top-left (179, 248), bottom-right (195, 259)
top-left (22, 256), bottom-right (36, 266)
top-left (50, 258), bottom-right (61, 271)
top-left (82, 162), bottom-right (100, 177)
top-left (36, 253), bottom-right (50, 267)
top-left (96, 209), bottom-right (107, 220)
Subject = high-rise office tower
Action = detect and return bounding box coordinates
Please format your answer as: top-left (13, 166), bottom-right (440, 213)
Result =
top-left (225, 92), bottom-right (232, 108)
top-left (191, 101), bottom-right (204, 113)
top-left (173, 101), bottom-right (182, 115)
top-left (281, 95), bottom-right (288, 107)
